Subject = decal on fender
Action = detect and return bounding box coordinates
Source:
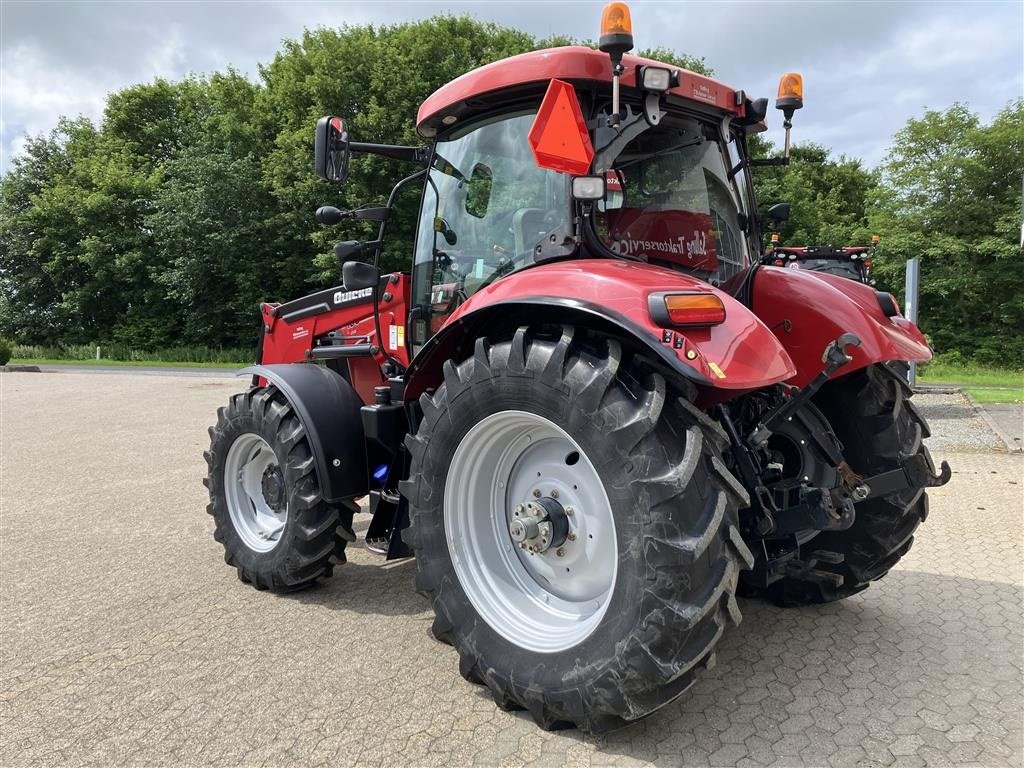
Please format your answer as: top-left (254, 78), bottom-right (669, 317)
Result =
top-left (708, 361), bottom-right (726, 379)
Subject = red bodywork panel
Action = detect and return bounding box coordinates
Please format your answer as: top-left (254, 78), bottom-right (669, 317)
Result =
top-left (417, 47), bottom-right (744, 138)
top-left (751, 266), bottom-right (931, 388)
top-left (259, 275), bottom-right (411, 405)
top-left (424, 259), bottom-right (795, 393)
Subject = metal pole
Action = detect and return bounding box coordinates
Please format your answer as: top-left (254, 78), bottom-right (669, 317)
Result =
top-left (905, 258), bottom-right (920, 388)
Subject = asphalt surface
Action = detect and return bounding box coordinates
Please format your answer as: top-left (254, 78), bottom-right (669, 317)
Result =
top-left (2, 372), bottom-right (1022, 767)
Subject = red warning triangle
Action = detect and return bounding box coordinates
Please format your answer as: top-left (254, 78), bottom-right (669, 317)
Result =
top-left (528, 79), bottom-right (595, 176)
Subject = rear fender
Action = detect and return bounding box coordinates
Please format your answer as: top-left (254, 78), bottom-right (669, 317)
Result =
top-left (239, 364), bottom-right (368, 503)
top-left (404, 259), bottom-right (795, 401)
top-left (751, 266), bottom-right (932, 388)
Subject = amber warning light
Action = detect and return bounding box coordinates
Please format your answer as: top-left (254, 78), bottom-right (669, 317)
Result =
top-left (600, 2), bottom-right (633, 40)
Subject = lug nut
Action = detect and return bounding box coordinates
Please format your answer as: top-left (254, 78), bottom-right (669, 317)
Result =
top-left (550, 489), bottom-right (559, 498)
top-left (533, 489), bottom-right (541, 498)
top-left (518, 542), bottom-right (526, 549)
top-left (568, 533), bottom-right (577, 541)
top-left (565, 507), bottom-right (573, 516)
top-left (515, 504), bottom-right (523, 513)
top-left (556, 547), bottom-right (565, 557)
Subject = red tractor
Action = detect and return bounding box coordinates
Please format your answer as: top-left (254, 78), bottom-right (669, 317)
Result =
top-left (204, 3), bottom-right (950, 732)
top-left (763, 226), bottom-right (881, 285)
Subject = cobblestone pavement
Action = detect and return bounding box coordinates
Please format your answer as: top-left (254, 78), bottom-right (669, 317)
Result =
top-left (2, 373), bottom-right (1021, 767)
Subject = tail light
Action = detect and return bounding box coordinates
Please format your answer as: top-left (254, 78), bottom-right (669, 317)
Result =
top-left (773, 259), bottom-right (785, 266)
top-left (649, 292), bottom-right (726, 327)
top-left (864, 259), bottom-right (873, 268)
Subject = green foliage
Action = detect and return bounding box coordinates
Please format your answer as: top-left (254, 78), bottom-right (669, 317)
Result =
top-left (869, 101), bottom-right (1024, 365)
top-left (11, 343), bottom-right (251, 363)
top-left (0, 339), bottom-right (11, 366)
top-left (748, 135), bottom-right (878, 246)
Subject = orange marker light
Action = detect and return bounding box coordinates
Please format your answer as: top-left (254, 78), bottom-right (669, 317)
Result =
top-left (871, 234), bottom-right (881, 244)
top-left (775, 72), bottom-right (804, 114)
top-left (663, 294), bottom-right (726, 326)
top-left (601, 2), bottom-right (632, 37)
top-left (771, 233), bottom-right (780, 243)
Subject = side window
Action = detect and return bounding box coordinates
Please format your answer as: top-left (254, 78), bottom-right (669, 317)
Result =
top-left (410, 113), bottom-right (571, 351)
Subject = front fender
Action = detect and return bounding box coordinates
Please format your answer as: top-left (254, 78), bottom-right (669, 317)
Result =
top-left (751, 266), bottom-right (932, 387)
top-left (405, 259), bottom-right (795, 401)
top-left (239, 364), bottom-right (368, 503)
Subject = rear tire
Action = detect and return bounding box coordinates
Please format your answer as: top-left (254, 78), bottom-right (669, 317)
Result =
top-left (204, 386), bottom-right (355, 592)
top-left (767, 362), bottom-right (933, 605)
top-left (402, 326), bottom-right (753, 732)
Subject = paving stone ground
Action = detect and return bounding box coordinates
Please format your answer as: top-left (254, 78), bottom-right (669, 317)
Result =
top-left (2, 372), bottom-right (1022, 767)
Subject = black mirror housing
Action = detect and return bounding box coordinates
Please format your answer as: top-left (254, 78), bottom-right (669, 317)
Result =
top-left (767, 203), bottom-right (791, 222)
top-left (342, 260), bottom-right (381, 292)
top-left (315, 116), bottom-right (351, 183)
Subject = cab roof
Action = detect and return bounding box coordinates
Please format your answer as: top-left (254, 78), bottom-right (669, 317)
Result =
top-left (416, 46), bottom-right (745, 138)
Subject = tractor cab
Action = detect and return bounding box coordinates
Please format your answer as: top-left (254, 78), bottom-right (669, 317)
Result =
top-left (314, 37), bottom-right (792, 356)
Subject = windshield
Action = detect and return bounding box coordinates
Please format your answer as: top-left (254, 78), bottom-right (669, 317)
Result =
top-left (410, 112), bottom-right (571, 349)
top-left (594, 116), bottom-right (750, 284)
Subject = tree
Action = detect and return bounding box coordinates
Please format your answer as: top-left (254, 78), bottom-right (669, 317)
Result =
top-left (870, 101), bottom-right (1024, 365)
top-left (0, 15), bottom-right (738, 354)
top-left (747, 135), bottom-right (878, 247)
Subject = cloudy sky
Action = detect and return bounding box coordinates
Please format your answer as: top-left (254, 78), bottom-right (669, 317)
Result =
top-left (1, 0), bottom-right (1021, 174)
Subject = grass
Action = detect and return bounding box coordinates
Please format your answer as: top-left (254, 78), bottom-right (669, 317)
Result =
top-left (962, 387), bottom-right (1024, 404)
top-left (11, 343), bottom-right (251, 364)
top-left (11, 358), bottom-right (246, 369)
top-left (918, 359), bottom-right (1023, 404)
top-left (918, 360), bottom-right (1024, 388)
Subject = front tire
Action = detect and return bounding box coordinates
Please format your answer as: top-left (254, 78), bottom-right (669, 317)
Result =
top-left (402, 327), bottom-right (753, 732)
top-left (204, 386), bottom-right (355, 592)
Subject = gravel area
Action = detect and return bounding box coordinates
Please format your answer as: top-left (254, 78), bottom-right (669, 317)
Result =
top-left (911, 392), bottom-right (1007, 452)
top-left (2, 371), bottom-right (1021, 767)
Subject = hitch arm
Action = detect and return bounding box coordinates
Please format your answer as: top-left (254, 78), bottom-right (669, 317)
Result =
top-left (859, 453), bottom-right (952, 501)
top-left (749, 332), bottom-right (862, 446)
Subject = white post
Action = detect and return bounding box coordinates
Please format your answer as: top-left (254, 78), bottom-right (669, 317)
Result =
top-left (904, 258), bottom-right (920, 388)
top-left (96, 345), bottom-right (101, 360)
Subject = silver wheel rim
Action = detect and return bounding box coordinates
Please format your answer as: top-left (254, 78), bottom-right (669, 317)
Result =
top-left (224, 433), bottom-right (287, 553)
top-left (444, 410), bottom-right (617, 653)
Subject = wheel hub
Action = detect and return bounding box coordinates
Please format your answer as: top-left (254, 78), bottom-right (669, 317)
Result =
top-left (261, 466), bottom-right (286, 512)
top-left (509, 497), bottom-right (569, 553)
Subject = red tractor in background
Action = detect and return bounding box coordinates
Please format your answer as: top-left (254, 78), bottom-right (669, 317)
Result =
top-left (204, 2), bottom-right (950, 732)
top-left (762, 217), bottom-right (881, 285)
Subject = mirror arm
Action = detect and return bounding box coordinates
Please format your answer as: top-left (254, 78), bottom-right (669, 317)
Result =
top-left (748, 157), bottom-right (790, 168)
top-left (349, 142), bottom-right (429, 165)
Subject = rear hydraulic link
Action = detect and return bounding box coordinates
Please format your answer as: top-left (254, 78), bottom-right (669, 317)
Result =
top-left (748, 332), bottom-right (868, 496)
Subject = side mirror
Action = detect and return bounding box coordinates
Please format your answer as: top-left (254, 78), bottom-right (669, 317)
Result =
top-left (315, 116), bottom-right (350, 183)
top-left (464, 163), bottom-right (493, 219)
top-left (342, 260), bottom-right (381, 291)
top-left (766, 203), bottom-right (791, 231)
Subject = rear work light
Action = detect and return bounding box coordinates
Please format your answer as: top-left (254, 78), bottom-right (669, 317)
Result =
top-left (876, 291), bottom-right (900, 317)
top-left (648, 292), bottom-right (726, 327)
